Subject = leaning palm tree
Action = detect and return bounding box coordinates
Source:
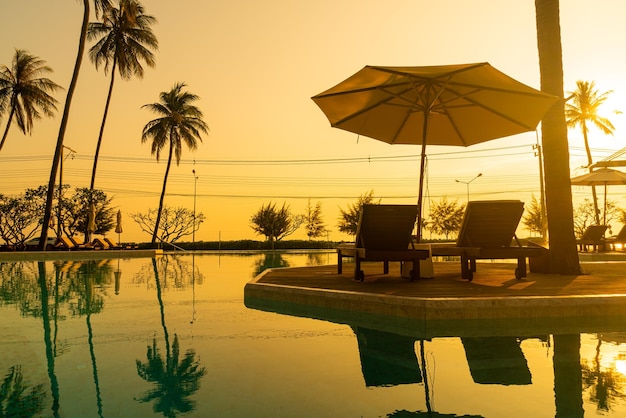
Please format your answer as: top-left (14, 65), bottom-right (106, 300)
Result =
top-left (141, 83), bottom-right (208, 243)
top-left (87, 0), bottom-right (158, 192)
top-left (0, 49), bottom-right (62, 151)
top-left (565, 80), bottom-right (617, 225)
top-left (39, 0), bottom-right (111, 250)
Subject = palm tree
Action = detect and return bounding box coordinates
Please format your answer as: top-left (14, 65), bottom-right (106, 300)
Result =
top-left (39, 0), bottom-right (111, 250)
top-left (87, 0), bottom-right (158, 192)
top-left (565, 80), bottom-right (617, 224)
top-left (0, 49), bottom-right (62, 151)
top-left (141, 83), bottom-right (208, 243)
top-left (535, 0), bottom-right (581, 274)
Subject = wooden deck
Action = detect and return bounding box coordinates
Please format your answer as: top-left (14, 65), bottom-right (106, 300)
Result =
top-left (244, 259), bottom-right (626, 338)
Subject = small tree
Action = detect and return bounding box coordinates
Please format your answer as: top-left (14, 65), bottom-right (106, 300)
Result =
top-left (523, 194), bottom-right (544, 236)
top-left (304, 198), bottom-right (327, 240)
top-left (337, 190), bottom-right (380, 236)
top-left (250, 202), bottom-right (303, 248)
top-left (64, 187), bottom-right (115, 238)
top-left (131, 205), bottom-right (204, 244)
top-left (425, 197), bottom-right (465, 240)
top-left (0, 193), bottom-right (42, 247)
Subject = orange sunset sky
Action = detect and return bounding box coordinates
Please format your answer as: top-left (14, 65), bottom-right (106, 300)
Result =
top-left (1, 0), bottom-right (626, 242)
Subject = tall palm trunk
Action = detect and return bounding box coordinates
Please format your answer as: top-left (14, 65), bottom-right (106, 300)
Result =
top-left (535, 0), bottom-right (581, 274)
top-left (581, 120), bottom-right (601, 224)
top-left (90, 61), bottom-right (117, 191)
top-left (152, 140), bottom-right (174, 243)
top-left (85, 61), bottom-right (117, 243)
top-left (0, 105), bottom-right (16, 150)
top-left (39, 0), bottom-right (90, 250)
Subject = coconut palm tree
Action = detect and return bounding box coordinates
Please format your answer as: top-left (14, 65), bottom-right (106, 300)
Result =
top-left (141, 83), bottom-right (208, 243)
top-left (535, 0), bottom-right (581, 274)
top-left (565, 80), bottom-right (617, 224)
top-left (87, 0), bottom-right (158, 192)
top-left (39, 0), bottom-right (112, 250)
top-left (0, 49), bottom-right (62, 151)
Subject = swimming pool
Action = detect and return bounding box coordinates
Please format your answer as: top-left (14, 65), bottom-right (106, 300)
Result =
top-left (1, 252), bottom-right (626, 417)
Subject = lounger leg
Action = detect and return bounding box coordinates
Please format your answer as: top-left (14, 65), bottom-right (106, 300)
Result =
top-left (411, 259), bottom-right (420, 281)
top-left (460, 255), bottom-right (473, 281)
top-left (337, 251), bottom-right (343, 274)
top-left (355, 256), bottom-right (364, 282)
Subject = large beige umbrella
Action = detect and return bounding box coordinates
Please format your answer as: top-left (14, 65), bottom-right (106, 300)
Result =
top-left (571, 167), bottom-right (626, 225)
top-left (312, 63), bottom-right (558, 240)
top-left (88, 203), bottom-right (97, 234)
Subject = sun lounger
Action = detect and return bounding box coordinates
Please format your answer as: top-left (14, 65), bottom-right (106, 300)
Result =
top-left (91, 237), bottom-right (110, 250)
top-left (430, 200), bottom-right (547, 281)
top-left (606, 225), bottom-right (626, 251)
top-left (68, 236), bottom-right (94, 250)
top-left (576, 225), bottom-right (608, 252)
top-left (53, 236), bottom-right (77, 250)
top-left (337, 204), bottom-right (429, 281)
top-left (103, 237), bottom-right (124, 249)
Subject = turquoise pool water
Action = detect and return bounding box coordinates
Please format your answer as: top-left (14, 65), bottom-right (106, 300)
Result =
top-left (1, 252), bottom-right (626, 417)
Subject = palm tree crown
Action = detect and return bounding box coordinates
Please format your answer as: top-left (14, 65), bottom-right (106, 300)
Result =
top-left (87, 0), bottom-right (158, 80)
top-left (565, 80), bottom-right (616, 165)
top-left (142, 82), bottom-right (208, 163)
top-left (0, 49), bottom-right (62, 151)
top-left (142, 82), bottom-right (208, 243)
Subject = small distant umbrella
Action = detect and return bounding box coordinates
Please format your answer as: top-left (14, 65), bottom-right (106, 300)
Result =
top-left (571, 168), bottom-right (626, 225)
top-left (115, 210), bottom-right (123, 243)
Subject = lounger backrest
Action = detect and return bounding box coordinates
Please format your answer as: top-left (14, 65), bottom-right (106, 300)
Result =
top-left (456, 200), bottom-right (524, 248)
top-left (356, 204), bottom-right (417, 251)
top-left (581, 225), bottom-right (608, 240)
top-left (56, 236), bottom-right (75, 248)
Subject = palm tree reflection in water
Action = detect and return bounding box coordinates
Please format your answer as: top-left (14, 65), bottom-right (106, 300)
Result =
top-left (0, 365), bottom-right (46, 417)
top-left (135, 258), bottom-right (206, 417)
top-left (581, 335), bottom-right (626, 412)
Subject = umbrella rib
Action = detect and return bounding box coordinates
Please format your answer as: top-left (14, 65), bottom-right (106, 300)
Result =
top-left (328, 84), bottom-right (424, 128)
top-left (435, 84), bottom-right (543, 130)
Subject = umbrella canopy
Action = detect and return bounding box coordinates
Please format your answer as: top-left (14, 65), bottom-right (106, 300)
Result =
top-left (570, 167), bottom-right (626, 186)
top-left (88, 203), bottom-right (97, 233)
top-left (571, 168), bottom-right (626, 225)
top-left (312, 63), bottom-right (558, 240)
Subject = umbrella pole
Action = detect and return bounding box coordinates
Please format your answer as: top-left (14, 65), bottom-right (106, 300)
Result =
top-left (602, 183), bottom-right (606, 225)
top-left (416, 110), bottom-right (430, 242)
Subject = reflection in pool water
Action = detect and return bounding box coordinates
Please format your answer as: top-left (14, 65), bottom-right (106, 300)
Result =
top-left (1, 252), bottom-right (626, 417)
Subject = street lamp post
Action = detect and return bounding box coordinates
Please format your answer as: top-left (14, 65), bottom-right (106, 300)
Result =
top-left (192, 169), bottom-right (198, 244)
top-left (455, 173), bottom-right (482, 202)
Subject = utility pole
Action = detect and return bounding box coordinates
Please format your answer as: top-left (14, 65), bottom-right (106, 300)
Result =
top-left (192, 169), bottom-right (198, 245)
top-left (534, 133), bottom-right (548, 240)
top-left (57, 145), bottom-right (76, 237)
